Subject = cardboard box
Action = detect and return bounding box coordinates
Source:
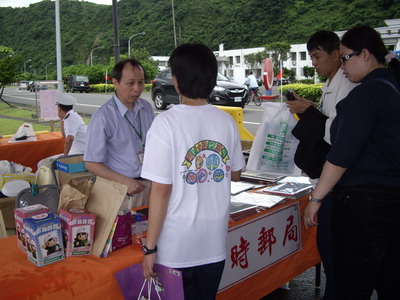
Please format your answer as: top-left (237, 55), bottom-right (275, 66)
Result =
top-left (56, 170), bottom-right (95, 187)
top-left (60, 208), bottom-right (96, 257)
top-left (0, 173), bottom-right (35, 190)
top-left (14, 204), bottom-right (50, 252)
top-left (23, 212), bottom-right (65, 267)
top-left (55, 155), bottom-right (87, 173)
top-left (0, 197), bottom-right (16, 229)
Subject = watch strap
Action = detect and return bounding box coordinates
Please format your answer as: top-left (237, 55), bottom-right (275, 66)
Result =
top-left (309, 195), bottom-right (322, 203)
top-left (142, 245), bottom-right (157, 255)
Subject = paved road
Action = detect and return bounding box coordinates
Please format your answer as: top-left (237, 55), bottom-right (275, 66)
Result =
top-left (2, 86), bottom-right (284, 137)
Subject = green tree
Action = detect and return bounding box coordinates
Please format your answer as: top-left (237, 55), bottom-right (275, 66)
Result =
top-left (303, 66), bottom-right (315, 78)
top-left (0, 46), bottom-right (22, 106)
top-left (265, 42), bottom-right (291, 76)
top-left (284, 68), bottom-right (296, 82)
top-left (244, 50), bottom-right (268, 68)
top-left (130, 48), bottom-right (159, 81)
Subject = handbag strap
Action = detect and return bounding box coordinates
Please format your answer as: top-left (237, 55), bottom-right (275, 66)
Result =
top-left (372, 78), bottom-right (400, 97)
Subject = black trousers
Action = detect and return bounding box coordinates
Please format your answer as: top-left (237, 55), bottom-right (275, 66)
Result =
top-left (177, 260), bottom-right (225, 300)
top-left (332, 184), bottom-right (400, 300)
top-left (317, 192), bottom-right (336, 300)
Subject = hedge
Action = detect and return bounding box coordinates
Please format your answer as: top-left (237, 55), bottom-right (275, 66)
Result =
top-left (89, 83), bottom-right (152, 93)
top-left (278, 83), bottom-right (324, 103)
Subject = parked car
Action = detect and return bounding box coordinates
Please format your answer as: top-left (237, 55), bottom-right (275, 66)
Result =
top-left (273, 77), bottom-right (290, 86)
top-left (151, 69), bottom-right (248, 110)
top-left (66, 75), bottom-right (90, 93)
top-left (18, 81), bottom-right (29, 90)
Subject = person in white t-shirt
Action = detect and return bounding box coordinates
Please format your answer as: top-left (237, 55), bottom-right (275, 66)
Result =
top-left (141, 43), bottom-right (246, 300)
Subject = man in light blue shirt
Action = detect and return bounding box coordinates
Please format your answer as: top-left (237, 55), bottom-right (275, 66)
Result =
top-left (244, 71), bottom-right (259, 93)
top-left (84, 59), bottom-right (155, 208)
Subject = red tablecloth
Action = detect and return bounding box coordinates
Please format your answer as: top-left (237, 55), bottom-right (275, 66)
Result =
top-left (0, 196), bottom-right (320, 300)
top-left (0, 132), bottom-right (65, 172)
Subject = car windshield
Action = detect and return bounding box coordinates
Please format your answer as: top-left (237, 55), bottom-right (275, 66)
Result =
top-left (76, 76), bottom-right (89, 82)
top-left (217, 73), bottom-right (230, 82)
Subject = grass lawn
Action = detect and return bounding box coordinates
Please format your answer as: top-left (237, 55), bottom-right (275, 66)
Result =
top-left (0, 103), bottom-right (90, 136)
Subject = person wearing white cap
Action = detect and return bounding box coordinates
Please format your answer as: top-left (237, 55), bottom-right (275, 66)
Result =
top-left (36, 93), bottom-right (87, 170)
top-left (56, 93), bottom-right (87, 156)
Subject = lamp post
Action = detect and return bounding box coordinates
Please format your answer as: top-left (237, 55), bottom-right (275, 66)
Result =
top-left (45, 62), bottom-right (53, 80)
top-left (90, 46), bottom-right (104, 66)
top-left (171, 0), bottom-right (177, 47)
top-left (24, 59), bottom-right (32, 74)
top-left (128, 32), bottom-right (145, 58)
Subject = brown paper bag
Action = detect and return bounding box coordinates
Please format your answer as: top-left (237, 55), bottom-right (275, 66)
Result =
top-left (58, 178), bottom-right (93, 213)
top-left (85, 176), bottom-right (127, 257)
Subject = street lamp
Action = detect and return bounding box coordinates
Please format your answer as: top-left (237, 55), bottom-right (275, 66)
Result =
top-left (128, 32), bottom-right (145, 58)
top-left (45, 62), bottom-right (53, 80)
top-left (24, 59), bottom-right (32, 74)
top-left (90, 46), bottom-right (104, 66)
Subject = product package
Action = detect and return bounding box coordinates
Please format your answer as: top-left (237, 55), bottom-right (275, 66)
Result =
top-left (23, 212), bottom-right (65, 267)
top-left (14, 204), bottom-right (50, 252)
top-left (59, 208), bottom-right (96, 257)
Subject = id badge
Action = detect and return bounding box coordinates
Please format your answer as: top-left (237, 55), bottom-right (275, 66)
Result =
top-left (137, 150), bottom-right (144, 165)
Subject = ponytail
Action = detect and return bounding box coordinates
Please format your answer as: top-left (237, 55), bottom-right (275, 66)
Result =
top-left (387, 55), bottom-right (400, 85)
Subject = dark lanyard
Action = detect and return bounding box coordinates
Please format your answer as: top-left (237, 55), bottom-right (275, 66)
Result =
top-left (112, 97), bottom-right (144, 148)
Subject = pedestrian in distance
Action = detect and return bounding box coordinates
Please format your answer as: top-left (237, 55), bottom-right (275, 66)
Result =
top-left (141, 43), bottom-right (246, 300)
top-left (304, 25), bottom-right (400, 299)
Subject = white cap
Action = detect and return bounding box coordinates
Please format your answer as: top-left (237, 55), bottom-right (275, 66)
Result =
top-left (1, 180), bottom-right (30, 197)
top-left (56, 93), bottom-right (77, 106)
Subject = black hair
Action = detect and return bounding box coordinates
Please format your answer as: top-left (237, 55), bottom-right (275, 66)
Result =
top-left (249, 71), bottom-right (253, 75)
top-left (58, 104), bottom-right (73, 112)
top-left (169, 43), bottom-right (217, 99)
top-left (341, 25), bottom-right (400, 83)
top-left (307, 30), bottom-right (340, 54)
top-left (112, 59), bottom-right (146, 82)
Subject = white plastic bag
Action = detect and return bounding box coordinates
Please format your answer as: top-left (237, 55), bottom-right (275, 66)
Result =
top-left (246, 102), bottom-right (301, 176)
top-left (8, 123), bottom-right (37, 143)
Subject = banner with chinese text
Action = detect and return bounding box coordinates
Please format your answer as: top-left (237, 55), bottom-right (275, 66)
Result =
top-left (219, 201), bottom-right (301, 291)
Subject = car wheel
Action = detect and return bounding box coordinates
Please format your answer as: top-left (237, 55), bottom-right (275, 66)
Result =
top-left (154, 92), bottom-right (167, 110)
top-left (86, 90), bottom-right (89, 93)
top-left (71, 89), bottom-right (74, 93)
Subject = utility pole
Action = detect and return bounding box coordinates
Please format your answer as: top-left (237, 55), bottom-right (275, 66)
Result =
top-left (112, 0), bottom-right (120, 63)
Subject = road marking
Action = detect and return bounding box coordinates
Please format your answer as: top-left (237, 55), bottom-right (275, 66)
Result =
top-left (4, 93), bottom-right (101, 108)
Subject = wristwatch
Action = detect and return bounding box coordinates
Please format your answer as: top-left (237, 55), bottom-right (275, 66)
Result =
top-left (142, 245), bottom-right (158, 255)
top-left (309, 195), bottom-right (322, 203)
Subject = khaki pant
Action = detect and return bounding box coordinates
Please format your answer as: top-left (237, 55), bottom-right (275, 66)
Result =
top-left (120, 180), bottom-right (151, 210)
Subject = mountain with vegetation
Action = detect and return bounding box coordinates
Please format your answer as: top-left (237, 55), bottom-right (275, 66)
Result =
top-left (0, 0), bottom-right (399, 77)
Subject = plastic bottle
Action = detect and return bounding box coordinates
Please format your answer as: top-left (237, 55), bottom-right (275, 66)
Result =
top-left (134, 214), bottom-right (143, 245)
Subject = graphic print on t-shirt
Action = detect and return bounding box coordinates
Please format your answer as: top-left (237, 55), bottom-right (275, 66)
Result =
top-left (181, 140), bottom-right (230, 185)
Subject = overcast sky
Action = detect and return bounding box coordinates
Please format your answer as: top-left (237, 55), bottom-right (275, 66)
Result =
top-left (0, 0), bottom-right (115, 8)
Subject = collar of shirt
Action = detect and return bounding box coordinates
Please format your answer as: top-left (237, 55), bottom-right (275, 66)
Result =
top-left (321, 68), bottom-right (345, 94)
top-left (63, 110), bottom-right (73, 121)
top-left (113, 93), bottom-right (144, 118)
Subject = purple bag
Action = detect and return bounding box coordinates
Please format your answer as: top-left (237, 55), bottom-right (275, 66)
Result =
top-left (111, 210), bottom-right (132, 251)
top-left (114, 263), bottom-right (184, 300)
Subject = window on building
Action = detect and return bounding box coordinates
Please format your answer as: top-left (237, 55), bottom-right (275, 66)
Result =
top-left (291, 52), bottom-right (296, 61)
top-left (229, 56), bottom-right (233, 65)
top-left (300, 52), bottom-right (307, 61)
top-left (236, 56), bottom-right (240, 64)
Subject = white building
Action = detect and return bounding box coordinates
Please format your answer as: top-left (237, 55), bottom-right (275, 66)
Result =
top-left (152, 19), bottom-right (400, 82)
